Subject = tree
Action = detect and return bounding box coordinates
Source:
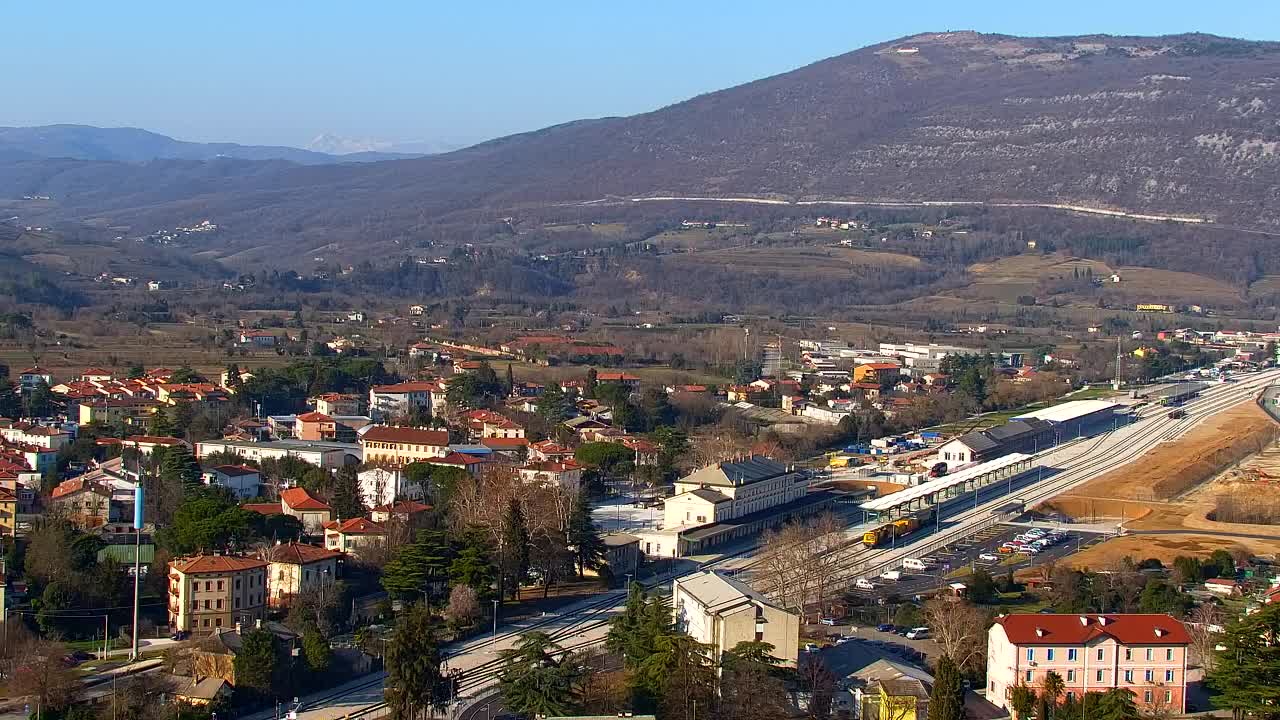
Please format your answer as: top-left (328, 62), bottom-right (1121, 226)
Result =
top-left (567, 491), bottom-right (607, 578)
top-left (159, 443), bottom-right (203, 492)
top-left (158, 486), bottom-right (259, 554)
top-left (505, 363), bottom-right (515, 395)
top-left (385, 602), bottom-right (449, 720)
top-left (967, 568), bottom-right (998, 604)
top-left (1208, 601), bottom-right (1280, 718)
top-left (924, 598), bottom-right (988, 673)
top-left (448, 529), bottom-right (495, 599)
top-left (11, 641), bottom-right (81, 716)
top-left (636, 632), bottom-right (716, 720)
top-left (1096, 689), bottom-right (1139, 720)
top-left (798, 653), bottom-right (837, 720)
top-left (893, 603), bottom-right (923, 629)
top-left (285, 581), bottom-right (347, 638)
top-left (1009, 683), bottom-right (1038, 720)
top-left (170, 366), bottom-right (200, 384)
top-left (584, 368), bottom-right (598, 399)
top-left (303, 627), bottom-right (333, 674)
top-left (233, 628), bottom-right (278, 700)
top-left (720, 641), bottom-right (791, 720)
top-left (500, 499), bottom-right (531, 600)
top-left (329, 465), bottom-right (366, 520)
top-left (444, 584), bottom-right (481, 631)
top-left (928, 655), bottom-right (966, 720)
top-left (574, 442), bottom-right (636, 478)
top-left (148, 408), bottom-right (178, 437)
top-left (537, 383), bottom-right (571, 423)
top-left (1205, 549), bottom-right (1235, 579)
top-left (607, 584), bottom-right (675, 670)
top-left (1185, 602), bottom-right (1224, 670)
top-left (381, 530), bottom-right (452, 601)
top-left (1041, 671), bottom-right (1066, 716)
top-left (24, 379), bottom-right (56, 417)
top-left (498, 632), bottom-right (584, 718)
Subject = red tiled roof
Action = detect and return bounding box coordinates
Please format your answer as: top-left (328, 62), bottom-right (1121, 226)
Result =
top-left (170, 555), bottom-right (268, 574)
top-left (124, 435), bottom-right (184, 446)
top-left (209, 465), bottom-right (259, 477)
top-left (520, 460), bottom-right (583, 473)
top-left (242, 502), bottom-right (284, 516)
top-left (480, 437), bottom-right (529, 450)
top-left (262, 542), bottom-right (342, 565)
top-left (323, 517), bottom-right (386, 535)
top-left (82, 367), bottom-right (113, 376)
top-left (858, 362), bottom-right (901, 370)
top-left (296, 411), bottom-right (334, 423)
top-left (429, 452), bottom-right (485, 466)
top-left (994, 614), bottom-right (1190, 646)
top-left (362, 425), bottom-right (449, 446)
top-left (281, 487), bottom-right (331, 512)
top-left (371, 499), bottom-right (432, 514)
top-left (597, 372), bottom-right (640, 382)
top-left (51, 477), bottom-right (110, 499)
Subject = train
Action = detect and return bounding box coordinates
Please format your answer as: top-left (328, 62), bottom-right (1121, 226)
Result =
top-left (862, 508), bottom-right (937, 548)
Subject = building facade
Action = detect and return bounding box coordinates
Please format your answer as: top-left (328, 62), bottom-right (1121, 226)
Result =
top-left (986, 614), bottom-right (1190, 714)
top-left (368, 382), bottom-right (436, 421)
top-left (168, 555), bottom-right (268, 633)
top-left (262, 542), bottom-right (341, 609)
top-left (663, 456), bottom-right (809, 530)
top-left (672, 570), bottom-right (800, 668)
top-left (360, 426), bottom-right (450, 466)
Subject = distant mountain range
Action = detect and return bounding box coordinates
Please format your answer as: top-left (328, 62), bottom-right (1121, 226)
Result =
top-left (0, 124), bottom-right (424, 164)
top-left (4, 31), bottom-right (1280, 260)
top-left (305, 133), bottom-right (469, 157)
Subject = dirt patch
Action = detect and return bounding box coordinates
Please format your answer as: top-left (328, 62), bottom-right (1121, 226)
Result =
top-left (1043, 402), bottom-right (1277, 509)
top-left (1062, 534), bottom-right (1271, 570)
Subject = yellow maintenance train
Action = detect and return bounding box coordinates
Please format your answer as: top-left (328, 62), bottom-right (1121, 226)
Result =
top-left (861, 508), bottom-right (936, 548)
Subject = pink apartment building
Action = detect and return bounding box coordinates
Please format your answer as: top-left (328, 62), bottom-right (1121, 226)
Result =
top-left (987, 614), bottom-right (1190, 714)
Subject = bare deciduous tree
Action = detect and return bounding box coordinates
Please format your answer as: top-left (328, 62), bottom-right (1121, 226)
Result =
top-left (444, 585), bottom-right (481, 629)
top-left (1185, 603), bottom-right (1224, 670)
top-left (923, 598), bottom-right (988, 674)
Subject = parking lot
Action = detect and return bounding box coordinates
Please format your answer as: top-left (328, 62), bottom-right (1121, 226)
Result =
top-left (846, 522), bottom-right (1110, 599)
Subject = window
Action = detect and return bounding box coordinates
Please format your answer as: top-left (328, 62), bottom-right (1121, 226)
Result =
top-left (1164, 691), bottom-right (1172, 703)
top-left (1124, 670), bottom-right (1133, 683)
top-left (1166, 648), bottom-right (1174, 661)
top-left (1067, 670), bottom-right (1075, 683)
top-left (1025, 670), bottom-right (1033, 683)
top-left (216, 599), bottom-right (223, 610)
top-left (1097, 648), bottom-right (1105, 661)
top-left (203, 599), bottom-right (210, 610)
top-left (1096, 670), bottom-right (1104, 682)
top-left (1125, 648), bottom-right (1133, 661)
top-left (1145, 648), bottom-right (1153, 661)
top-left (1145, 670), bottom-right (1153, 683)
top-left (202, 619), bottom-right (209, 628)
top-left (1066, 692), bottom-right (1075, 702)
top-left (215, 618), bottom-right (222, 628)
top-left (235, 578), bottom-right (242, 590)
top-left (1165, 670), bottom-right (1174, 682)
top-left (1027, 648), bottom-right (1035, 662)
top-left (217, 580), bottom-right (224, 591)
top-left (1047, 649), bottom-right (1055, 661)
top-left (1068, 649), bottom-right (1078, 661)
top-left (1144, 691), bottom-right (1152, 703)
top-left (204, 581), bottom-right (211, 592)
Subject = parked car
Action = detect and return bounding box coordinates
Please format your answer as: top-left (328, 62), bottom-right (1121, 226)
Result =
top-left (804, 643), bottom-right (820, 653)
top-left (855, 578), bottom-right (877, 591)
top-left (906, 627), bottom-right (931, 640)
top-left (876, 623), bottom-right (896, 632)
top-left (978, 552), bottom-right (1000, 562)
top-left (820, 617), bottom-right (837, 626)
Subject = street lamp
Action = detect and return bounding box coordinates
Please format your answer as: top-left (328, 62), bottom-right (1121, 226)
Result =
top-left (491, 599), bottom-right (499, 652)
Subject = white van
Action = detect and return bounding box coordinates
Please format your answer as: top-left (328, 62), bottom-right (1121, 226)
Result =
top-left (906, 627), bottom-right (930, 640)
top-left (880, 569), bottom-right (902, 581)
top-left (902, 558), bottom-right (928, 571)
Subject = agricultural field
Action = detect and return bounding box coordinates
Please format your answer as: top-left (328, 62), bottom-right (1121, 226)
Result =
top-left (670, 245), bottom-right (921, 279)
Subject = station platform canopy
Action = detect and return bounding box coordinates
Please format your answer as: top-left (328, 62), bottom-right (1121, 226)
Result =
top-left (859, 452), bottom-right (1033, 512)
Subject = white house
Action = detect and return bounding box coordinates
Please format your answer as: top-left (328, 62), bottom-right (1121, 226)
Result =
top-left (368, 381), bottom-right (436, 421)
top-left (356, 466), bottom-right (425, 508)
top-left (672, 571), bottom-right (799, 668)
top-left (202, 465), bottom-right (262, 500)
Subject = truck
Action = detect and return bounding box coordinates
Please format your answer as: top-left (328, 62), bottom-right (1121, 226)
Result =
top-left (879, 569), bottom-right (902, 581)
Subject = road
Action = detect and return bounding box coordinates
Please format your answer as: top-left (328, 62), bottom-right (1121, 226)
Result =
top-left (287, 371), bottom-right (1280, 720)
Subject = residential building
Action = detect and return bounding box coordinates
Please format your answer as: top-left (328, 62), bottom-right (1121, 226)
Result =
top-left (323, 517), bottom-right (387, 557)
top-left (357, 466), bottom-right (424, 508)
top-left (368, 381), bottom-right (436, 421)
top-left (167, 555), bottom-right (268, 633)
top-left (295, 411), bottom-right (345, 441)
top-left (202, 465), bottom-right (262, 500)
top-left (529, 440), bottom-right (575, 462)
top-left (853, 362), bottom-right (902, 385)
top-left (195, 438), bottom-right (361, 470)
top-left (360, 425), bottom-right (449, 466)
top-left (238, 330), bottom-right (277, 347)
top-left (78, 398), bottom-right (160, 427)
top-left (672, 570), bottom-right (800, 668)
top-left (663, 456), bottom-right (809, 530)
top-left (603, 533), bottom-right (641, 582)
top-left (0, 421), bottom-right (72, 451)
top-left (879, 342), bottom-right (973, 376)
top-left (852, 659), bottom-right (935, 720)
top-left (281, 487), bottom-right (332, 533)
top-left (517, 461), bottom-right (585, 490)
top-left (311, 392), bottom-right (363, 417)
top-left (986, 614), bottom-right (1190, 714)
top-left (369, 499), bottom-right (432, 524)
top-left (261, 542), bottom-right (341, 609)
top-left (50, 478), bottom-right (113, 527)
top-left (16, 366), bottom-right (53, 391)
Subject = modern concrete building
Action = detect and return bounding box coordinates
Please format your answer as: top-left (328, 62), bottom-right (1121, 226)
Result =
top-left (987, 614), bottom-right (1190, 714)
top-left (672, 570), bottom-right (800, 668)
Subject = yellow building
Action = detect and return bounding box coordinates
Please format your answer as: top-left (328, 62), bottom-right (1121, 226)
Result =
top-left (854, 659), bottom-right (934, 720)
top-left (168, 555), bottom-right (267, 633)
top-left (853, 362), bottom-right (902, 384)
top-left (0, 487), bottom-right (16, 537)
top-left (360, 425), bottom-right (450, 466)
top-left (77, 399), bottom-right (160, 428)
top-left (261, 542), bottom-right (342, 609)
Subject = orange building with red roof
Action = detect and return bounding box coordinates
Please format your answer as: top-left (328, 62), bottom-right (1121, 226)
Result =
top-left (167, 555), bottom-right (268, 633)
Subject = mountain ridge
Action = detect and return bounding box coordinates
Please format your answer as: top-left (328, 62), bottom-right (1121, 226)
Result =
top-left (3, 31), bottom-right (1279, 255)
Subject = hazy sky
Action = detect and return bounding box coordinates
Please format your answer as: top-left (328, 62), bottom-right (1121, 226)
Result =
top-left (5, 1), bottom-right (1276, 150)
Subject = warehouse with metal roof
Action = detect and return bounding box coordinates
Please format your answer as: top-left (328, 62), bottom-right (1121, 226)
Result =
top-left (1013, 399), bottom-right (1122, 438)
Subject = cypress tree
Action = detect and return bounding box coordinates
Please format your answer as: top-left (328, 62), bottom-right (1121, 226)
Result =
top-left (928, 654), bottom-right (966, 720)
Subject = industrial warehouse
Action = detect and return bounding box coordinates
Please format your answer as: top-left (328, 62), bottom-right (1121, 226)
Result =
top-left (935, 400), bottom-right (1121, 465)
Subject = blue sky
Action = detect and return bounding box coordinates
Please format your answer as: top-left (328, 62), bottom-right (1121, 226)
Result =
top-left (4, 1), bottom-right (1276, 150)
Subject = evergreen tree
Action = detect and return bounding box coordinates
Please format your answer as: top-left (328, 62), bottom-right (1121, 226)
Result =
top-left (233, 628), bottom-right (278, 700)
top-left (638, 632), bottom-right (716, 720)
top-left (126, 364), bottom-right (145, 379)
top-left (225, 363), bottom-right (244, 391)
top-left (567, 492), bottom-right (607, 578)
top-left (448, 531), bottom-right (495, 600)
top-left (329, 465), bottom-right (366, 520)
top-left (584, 368), bottom-right (598, 399)
top-left (159, 443), bottom-right (202, 492)
top-left (303, 626), bottom-right (333, 674)
top-left (0, 380), bottom-right (20, 419)
top-left (1095, 689), bottom-right (1139, 720)
top-left (928, 655), bottom-right (966, 720)
top-left (536, 383), bottom-right (570, 422)
top-left (1009, 683), bottom-right (1038, 720)
top-left (497, 632), bottom-right (583, 718)
top-left (382, 530), bottom-right (454, 601)
top-left (24, 379), bottom-right (55, 418)
top-left (606, 584), bottom-right (675, 670)
top-left (1209, 601), bottom-right (1280, 719)
top-left (385, 602), bottom-right (448, 720)
top-left (500, 499), bottom-right (530, 600)
top-left (720, 641), bottom-right (790, 720)
top-left (505, 363), bottom-right (515, 395)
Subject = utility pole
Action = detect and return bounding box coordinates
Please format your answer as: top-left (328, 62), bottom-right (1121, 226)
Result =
top-left (129, 485), bottom-right (144, 661)
top-left (1112, 336), bottom-right (1123, 390)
